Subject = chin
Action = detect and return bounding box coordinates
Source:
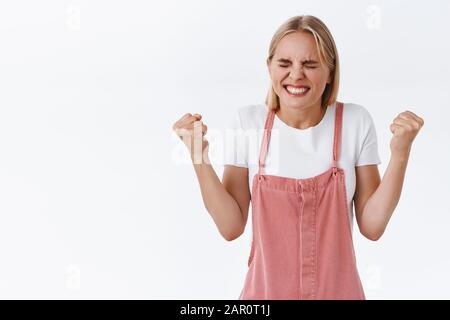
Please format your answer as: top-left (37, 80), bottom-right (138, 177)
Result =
top-left (281, 98), bottom-right (310, 109)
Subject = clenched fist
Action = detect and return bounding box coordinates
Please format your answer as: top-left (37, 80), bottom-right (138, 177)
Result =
top-left (389, 110), bottom-right (424, 159)
top-left (172, 113), bottom-right (209, 163)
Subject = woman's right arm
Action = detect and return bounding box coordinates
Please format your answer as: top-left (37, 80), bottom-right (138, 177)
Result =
top-left (192, 162), bottom-right (250, 241)
top-left (173, 112), bottom-right (251, 241)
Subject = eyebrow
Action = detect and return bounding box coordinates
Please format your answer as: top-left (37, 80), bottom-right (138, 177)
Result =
top-left (277, 58), bottom-right (319, 64)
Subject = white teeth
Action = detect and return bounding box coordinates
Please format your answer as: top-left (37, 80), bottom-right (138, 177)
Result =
top-left (286, 86), bottom-right (309, 94)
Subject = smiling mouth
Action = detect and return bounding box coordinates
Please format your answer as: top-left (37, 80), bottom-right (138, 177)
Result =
top-left (283, 85), bottom-right (310, 97)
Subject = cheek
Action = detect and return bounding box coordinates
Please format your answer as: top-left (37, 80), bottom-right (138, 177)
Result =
top-left (270, 70), bottom-right (287, 90)
top-left (307, 71), bottom-right (328, 87)
top-left (271, 68), bottom-right (287, 81)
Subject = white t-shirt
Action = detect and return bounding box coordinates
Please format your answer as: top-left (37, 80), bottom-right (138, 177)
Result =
top-left (222, 101), bottom-right (382, 231)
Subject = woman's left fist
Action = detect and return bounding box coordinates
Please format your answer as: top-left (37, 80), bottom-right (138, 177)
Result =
top-left (389, 110), bottom-right (424, 157)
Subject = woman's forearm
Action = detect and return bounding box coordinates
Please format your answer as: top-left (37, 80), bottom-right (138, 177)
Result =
top-left (359, 149), bottom-right (410, 240)
top-left (191, 156), bottom-right (244, 241)
top-left (172, 113), bottom-right (244, 240)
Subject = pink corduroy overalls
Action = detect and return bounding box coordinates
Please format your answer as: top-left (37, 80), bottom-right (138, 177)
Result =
top-left (238, 101), bottom-right (366, 300)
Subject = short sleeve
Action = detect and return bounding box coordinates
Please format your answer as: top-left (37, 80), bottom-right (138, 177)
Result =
top-left (222, 109), bottom-right (248, 168)
top-left (356, 109), bottom-right (382, 166)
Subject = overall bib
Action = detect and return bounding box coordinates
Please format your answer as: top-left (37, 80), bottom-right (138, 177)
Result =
top-left (238, 102), bottom-right (366, 300)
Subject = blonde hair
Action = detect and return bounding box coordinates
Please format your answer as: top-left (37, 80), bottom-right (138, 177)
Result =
top-left (265, 15), bottom-right (340, 111)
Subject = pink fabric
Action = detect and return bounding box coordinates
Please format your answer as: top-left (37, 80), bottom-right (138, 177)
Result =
top-left (238, 102), bottom-right (366, 300)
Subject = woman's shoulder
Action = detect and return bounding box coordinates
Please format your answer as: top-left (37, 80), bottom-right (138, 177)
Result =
top-left (236, 103), bottom-right (268, 129)
top-left (342, 101), bottom-right (375, 125)
top-left (341, 101), bottom-right (378, 141)
top-left (233, 101), bottom-right (375, 130)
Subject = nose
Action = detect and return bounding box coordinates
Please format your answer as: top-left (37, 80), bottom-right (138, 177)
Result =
top-left (288, 65), bottom-right (305, 80)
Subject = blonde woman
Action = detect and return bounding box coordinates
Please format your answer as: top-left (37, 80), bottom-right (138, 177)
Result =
top-left (172, 15), bottom-right (423, 300)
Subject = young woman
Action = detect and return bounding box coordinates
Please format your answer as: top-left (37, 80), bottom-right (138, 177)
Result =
top-left (172, 15), bottom-right (424, 300)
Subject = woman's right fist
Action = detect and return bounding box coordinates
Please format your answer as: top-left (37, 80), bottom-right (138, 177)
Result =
top-left (172, 113), bottom-right (209, 163)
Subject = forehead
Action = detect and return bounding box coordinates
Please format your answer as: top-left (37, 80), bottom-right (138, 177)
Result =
top-left (274, 31), bottom-right (319, 61)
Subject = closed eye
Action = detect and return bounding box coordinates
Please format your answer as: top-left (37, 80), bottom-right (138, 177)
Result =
top-left (278, 64), bottom-right (317, 69)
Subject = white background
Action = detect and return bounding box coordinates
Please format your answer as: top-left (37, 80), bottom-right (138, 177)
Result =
top-left (0, 0), bottom-right (449, 299)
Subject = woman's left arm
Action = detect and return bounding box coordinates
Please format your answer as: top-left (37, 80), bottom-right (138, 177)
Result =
top-left (354, 110), bottom-right (424, 241)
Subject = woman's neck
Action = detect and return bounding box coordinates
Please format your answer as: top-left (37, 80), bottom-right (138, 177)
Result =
top-left (275, 102), bottom-right (326, 130)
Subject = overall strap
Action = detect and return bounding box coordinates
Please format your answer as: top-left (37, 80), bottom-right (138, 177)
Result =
top-left (332, 101), bottom-right (344, 174)
top-left (258, 108), bottom-right (276, 175)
